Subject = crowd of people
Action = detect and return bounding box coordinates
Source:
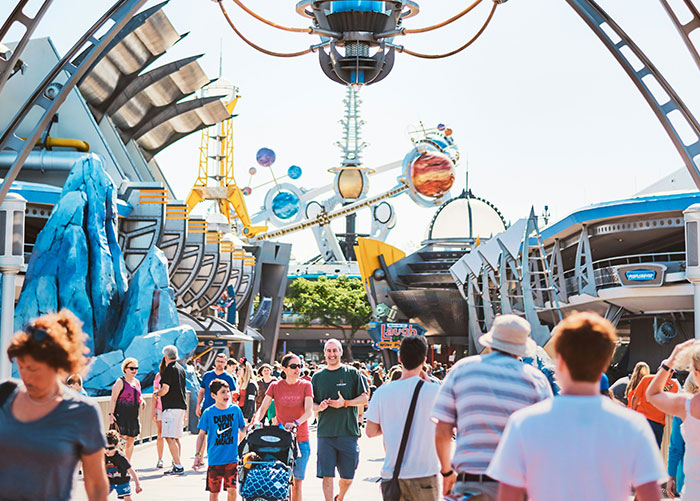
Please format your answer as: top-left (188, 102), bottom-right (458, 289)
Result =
top-left (3, 308), bottom-right (700, 500)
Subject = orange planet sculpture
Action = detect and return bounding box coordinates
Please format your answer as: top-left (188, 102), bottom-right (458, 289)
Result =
top-left (409, 151), bottom-right (455, 198)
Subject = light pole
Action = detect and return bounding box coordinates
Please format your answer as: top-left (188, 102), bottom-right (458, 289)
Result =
top-left (684, 203), bottom-right (700, 340)
top-left (0, 193), bottom-right (26, 381)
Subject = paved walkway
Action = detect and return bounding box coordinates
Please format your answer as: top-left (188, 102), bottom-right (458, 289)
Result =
top-left (72, 429), bottom-right (672, 500)
top-left (73, 428), bottom-right (389, 500)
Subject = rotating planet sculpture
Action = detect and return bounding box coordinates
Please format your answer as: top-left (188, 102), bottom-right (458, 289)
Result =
top-left (271, 191), bottom-right (301, 220)
top-left (410, 151), bottom-right (455, 198)
top-left (256, 147), bottom-right (276, 167)
top-left (288, 165), bottom-right (302, 180)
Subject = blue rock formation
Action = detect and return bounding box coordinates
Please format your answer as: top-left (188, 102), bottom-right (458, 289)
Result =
top-left (111, 246), bottom-right (179, 351)
top-left (84, 324), bottom-right (198, 393)
top-left (15, 191), bottom-right (95, 351)
top-left (15, 155), bottom-right (127, 354)
top-left (61, 155), bottom-right (127, 354)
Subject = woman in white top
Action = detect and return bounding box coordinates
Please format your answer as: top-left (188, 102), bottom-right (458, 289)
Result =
top-left (647, 339), bottom-right (700, 500)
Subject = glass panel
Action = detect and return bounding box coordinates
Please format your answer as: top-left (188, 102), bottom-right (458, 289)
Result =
top-left (0, 211), bottom-right (6, 256)
top-left (688, 221), bottom-right (698, 267)
top-left (12, 210), bottom-right (24, 256)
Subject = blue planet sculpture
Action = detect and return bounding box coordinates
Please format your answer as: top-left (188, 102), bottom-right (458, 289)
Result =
top-left (271, 191), bottom-right (300, 220)
top-left (288, 165), bottom-right (302, 180)
top-left (256, 147), bottom-right (276, 167)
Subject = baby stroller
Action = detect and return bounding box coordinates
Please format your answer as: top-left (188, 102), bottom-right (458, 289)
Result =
top-left (238, 425), bottom-right (297, 501)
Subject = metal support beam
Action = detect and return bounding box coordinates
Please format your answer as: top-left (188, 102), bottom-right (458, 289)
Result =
top-left (566, 0), bottom-right (700, 189)
top-left (0, 0), bottom-right (54, 94)
top-left (0, 0), bottom-right (147, 205)
top-left (658, 0), bottom-right (700, 71)
top-left (575, 225), bottom-right (597, 296)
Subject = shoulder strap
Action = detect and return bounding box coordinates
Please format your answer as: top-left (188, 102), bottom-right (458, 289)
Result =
top-left (0, 380), bottom-right (18, 408)
top-left (392, 379), bottom-right (424, 480)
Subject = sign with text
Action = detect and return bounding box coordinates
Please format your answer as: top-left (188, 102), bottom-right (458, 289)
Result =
top-left (367, 322), bottom-right (427, 351)
top-left (615, 263), bottom-right (666, 287)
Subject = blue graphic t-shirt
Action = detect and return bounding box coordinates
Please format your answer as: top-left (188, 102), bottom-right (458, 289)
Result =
top-left (200, 371), bottom-right (237, 410)
top-left (198, 404), bottom-right (246, 466)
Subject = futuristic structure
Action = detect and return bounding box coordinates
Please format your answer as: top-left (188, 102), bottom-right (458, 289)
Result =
top-left (214, 0), bottom-right (499, 86)
top-left (0, 2), bottom-right (290, 370)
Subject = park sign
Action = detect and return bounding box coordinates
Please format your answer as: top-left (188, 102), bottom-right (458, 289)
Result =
top-left (367, 322), bottom-right (427, 351)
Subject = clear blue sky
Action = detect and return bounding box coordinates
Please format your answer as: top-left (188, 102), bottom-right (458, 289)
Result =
top-left (3, 0), bottom-right (700, 260)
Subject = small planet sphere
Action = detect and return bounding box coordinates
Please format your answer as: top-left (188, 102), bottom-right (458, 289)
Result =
top-left (249, 167), bottom-right (257, 175)
top-left (271, 191), bottom-right (300, 220)
top-left (256, 147), bottom-right (276, 167)
top-left (288, 165), bottom-right (302, 180)
top-left (410, 151), bottom-right (455, 198)
top-left (437, 123), bottom-right (446, 131)
top-left (242, 187), bottom-right (252, 196)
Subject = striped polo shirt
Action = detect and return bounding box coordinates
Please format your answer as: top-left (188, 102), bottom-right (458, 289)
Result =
top-left (432, 352), bottom-right (553, 474)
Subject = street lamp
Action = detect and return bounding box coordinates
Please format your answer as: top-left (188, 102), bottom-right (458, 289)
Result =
top-left (0, 193), bottom-right (26, 380)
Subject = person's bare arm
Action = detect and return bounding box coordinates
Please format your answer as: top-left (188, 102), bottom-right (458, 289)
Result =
top-left (127, 467), bottom-right (142, 493)
top-left (193, 429), bottom-right (207, 470)
top-left (253, 395), bottom-right (273, 425)
top-left (647, 339), bottom-right (695, 418)
top-left (158, 383), bottom-right (170, 397)
top-left (82, 449), bottom-right (109, 501)
top-left (297, 395), bottom-right (314, 424)
top-left (366, 420), bottom-right (382, 438)
top-left (634, 480), bottom-right (662, 501)
top-left (108, 378), bottom-right (123, 421)
top-left (328, 391), bottom-right (369, 408)
top-left (196, 387), bottom-right (204, 417)
top-left (497, 483), bottom-right (526, 501)
top-left (435, 420), bottom-right (457, 496)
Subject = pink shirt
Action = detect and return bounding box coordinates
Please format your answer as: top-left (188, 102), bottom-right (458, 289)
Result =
top-left (153, 373), bottom-right (162, 412)
top-left (266, 379), bottom-right (313, 442)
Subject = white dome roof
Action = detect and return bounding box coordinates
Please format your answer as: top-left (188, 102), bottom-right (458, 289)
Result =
top-left (429, 196), bottom-right (506, 240)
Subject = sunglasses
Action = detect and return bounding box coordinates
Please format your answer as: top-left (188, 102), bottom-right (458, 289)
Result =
top-left (126, 367), bottom-right (138, 371)
top-left (105, 446), bottom-right (116, 450)
top-left (25, 324), bottom-right (48, 341)
top-left (286, 363), bottom-right (303, 370)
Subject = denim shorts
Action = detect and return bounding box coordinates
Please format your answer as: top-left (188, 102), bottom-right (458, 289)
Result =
top-left (109, 482), bottom-right (131, 499)
top-left (316, 436), bottom-right (359, 479)
top-left (294, 440), bottom-right (311, 480)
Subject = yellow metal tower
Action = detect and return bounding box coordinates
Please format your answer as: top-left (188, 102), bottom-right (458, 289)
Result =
top-left (186, 97), bottom-right (267, 237)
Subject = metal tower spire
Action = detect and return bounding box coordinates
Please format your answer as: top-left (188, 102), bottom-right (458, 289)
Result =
top-left (336, 86), bottom-right (367, 168)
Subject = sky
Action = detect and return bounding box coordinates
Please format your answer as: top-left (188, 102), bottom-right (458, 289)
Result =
top-left (3, 0), bottom-right (700, 262)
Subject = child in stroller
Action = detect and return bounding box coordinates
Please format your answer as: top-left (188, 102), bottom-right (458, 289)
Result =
top-left (238, 425), bottom-right (298, 501)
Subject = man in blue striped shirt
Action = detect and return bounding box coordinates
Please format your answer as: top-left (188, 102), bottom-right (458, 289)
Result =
top-left (432, 315), bottom-right (552, 500)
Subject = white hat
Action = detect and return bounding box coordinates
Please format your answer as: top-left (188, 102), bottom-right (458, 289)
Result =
top-left (478, 315), bottom-right (537, 358)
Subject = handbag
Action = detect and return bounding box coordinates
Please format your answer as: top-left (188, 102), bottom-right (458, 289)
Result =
top-left (239, 461), bottom-right (291, 499)
top-left (380, 379), bottom-right (424, 501)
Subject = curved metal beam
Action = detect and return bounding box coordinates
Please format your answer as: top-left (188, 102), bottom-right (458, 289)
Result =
top-left (0, 0), bottom-right (148, 205)
top-left (0, 0), bottom-right (54, 95)
top-left (658, 0), bottom-right (700, 71)
top-left (566, 0), bottom-right (700, 189)
top-left (105, 54), bottom-right (206, 119)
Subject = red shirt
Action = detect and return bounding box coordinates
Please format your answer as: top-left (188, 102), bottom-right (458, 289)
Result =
top-left (266, 379), bottom-right (313, 442)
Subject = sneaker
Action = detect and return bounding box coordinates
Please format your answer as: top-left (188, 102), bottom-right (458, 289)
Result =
top-left (164, 465), bottom-right (185, 475)
top-left (156, 459), bottom-right (164, 469)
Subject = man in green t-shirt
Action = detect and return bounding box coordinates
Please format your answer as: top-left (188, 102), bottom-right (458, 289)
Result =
top-left (312, 339), bottom-right (369, 501)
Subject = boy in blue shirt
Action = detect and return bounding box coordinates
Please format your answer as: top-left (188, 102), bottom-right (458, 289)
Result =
top-left (193, 379), bottom-right (246, 501)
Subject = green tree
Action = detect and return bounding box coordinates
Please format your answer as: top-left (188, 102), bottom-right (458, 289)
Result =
top-left (286, 276), bottom-right (372, 361)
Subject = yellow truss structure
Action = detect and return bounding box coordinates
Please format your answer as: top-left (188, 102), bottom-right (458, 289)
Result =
top-left (185, 97), bottom-right (267, 237)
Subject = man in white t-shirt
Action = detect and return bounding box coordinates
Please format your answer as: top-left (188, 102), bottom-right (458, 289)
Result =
top-left (487, 312), bottom-right (665, 501)
top-left (366, 335), bottom-right (441, 501)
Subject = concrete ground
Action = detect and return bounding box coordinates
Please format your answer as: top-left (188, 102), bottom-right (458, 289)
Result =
top-left (73, 427), bottom-right (389, 501)
top-left (72, 429), bottom-right (672, 500)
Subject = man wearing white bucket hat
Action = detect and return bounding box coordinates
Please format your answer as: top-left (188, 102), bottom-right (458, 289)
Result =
top-left (432, 315), bottom-right (553, 501)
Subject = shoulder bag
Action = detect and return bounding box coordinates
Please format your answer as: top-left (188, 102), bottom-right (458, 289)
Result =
top-left (380, 379), bottom-right (424, 501)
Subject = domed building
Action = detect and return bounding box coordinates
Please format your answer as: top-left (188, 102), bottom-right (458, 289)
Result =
top-left (364, 190), bottom-right (507, 363)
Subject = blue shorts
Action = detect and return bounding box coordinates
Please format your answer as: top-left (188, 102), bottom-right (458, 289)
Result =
top-left (294, 440), bottom-right (311, 480)
top-left (109, 482), bottom-right (131, 499)
top-left (316, 436), bottom-right (359, 479)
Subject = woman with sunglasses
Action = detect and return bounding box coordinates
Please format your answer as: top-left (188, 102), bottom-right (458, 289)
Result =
top-left (252, 353), bottom-right (313, 501)
top-left (0, 310), bottom-right (109, 500)
top-left (109, 357), bottom-right (146, 461)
